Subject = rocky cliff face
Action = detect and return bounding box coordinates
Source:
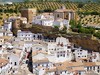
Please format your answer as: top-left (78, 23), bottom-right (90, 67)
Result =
top-left (67, 34), bottom-right (100, 52)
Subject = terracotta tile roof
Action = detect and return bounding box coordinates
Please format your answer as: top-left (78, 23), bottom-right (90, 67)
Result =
top-left (33, 58), bottom-right (49, 64)
top-left (94, 62), bottom-right (100, 66)
top-left (83, 62), bottom-right (96, 66)
top-left (0, 58), bottom-right (9, 67)
top-left (0, 54), bottom-right (8, 58)
top-left (72, 66), bottom-right (85, 71)
top-left (62, 61), bottom-right (84, 67)
top-left (32, 50), bottom-right (48, 56)
top-left (46, 67), bottom-right (57, 72)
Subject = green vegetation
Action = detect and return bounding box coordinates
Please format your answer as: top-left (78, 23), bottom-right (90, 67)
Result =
top-left (94, 31), bottom-right (100, 39)
top-left (0, 1), bottom-right (99, 39)
top-left (12, 24), bottom-right (68, 38)
top-left (78, 11), bottom-right (100, 15)
top-left (70, 19), bottom-right (100, 39)
top-left (0, 2), bottom-right (100, 14)
top-left (0, 2), bottom-right (99, 25)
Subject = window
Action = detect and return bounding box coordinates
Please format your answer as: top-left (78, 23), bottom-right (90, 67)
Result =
top-left (79, 72), bottom-right (81, 75)
top-left (46, 64), bottom-right (48, 67)
top-left (8, 57), bottom-right (9, 59)
top-left (57, 14), bottom-right (59, 18)
top-left (65, 71), bottom-right (66, 73)
top-left (78, 56), bottom-right (80, 57)
top-left (57, 55), bottom-right (59, 57)
top-left (38, 64), bottom-right (40, 66)
top-left (90, 66), bottom-right (92, 70)
top-left (93, 66), bottom-right (95, 70)
top-left (11, 62), bottom-right (12, 64)
top-left (98, 66), bottom-right (99, 69)
top-left (68, 46), bottom-right (71, 49)
top-left (63, 51), bottom-right (65, 53)
top-left (15, 62), bottom-right (17, 66)
top-left (97, 70), bottom-right (99, 73)
top-left (87, 67), bottom-right (89, 71)
top-left (80, 50), bottom-right (82, 51)
top-left (63, 54), bottom-right (65, 57)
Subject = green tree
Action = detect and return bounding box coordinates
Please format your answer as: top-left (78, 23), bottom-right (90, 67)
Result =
top-left (94, 31), bottom-right (100, 39)
top-left (78, 3), bottom-right (84, 8)
top-left (70, 20), bottom-right (77, 29)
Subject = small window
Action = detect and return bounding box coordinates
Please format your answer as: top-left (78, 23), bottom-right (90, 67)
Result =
top-left (65, 71), bottom-right (66, 73)
top-left (97, 70), bottom-right (99, 73)
top-left (38, 64), bottom-right (40, 66)
top-left (57, 14), bottom-right (59, 18)
top-left (8, 57), bottom-right (9, 59)
top-left (57, 55), bottom-right (59, 57)
top-left (93, 66), bottom-right (95, 70)
top-left (15, 62), bottom-right (17, 66)
top-left (63, 54), bottom-right (65, 57)
top-left (80, 50), bottom-right (82, 51)
top-left (78, 56), bottom-right (80, 57)
top-left (98, 66), bottom-right (99, 69)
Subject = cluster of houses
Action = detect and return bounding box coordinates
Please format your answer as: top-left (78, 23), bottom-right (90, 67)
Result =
top-left (0, 5), bottom-right (100, 75)
top-left (3, 5), bottom-right (76, 31)
top-left (0, 25), bottom-right (100, 75)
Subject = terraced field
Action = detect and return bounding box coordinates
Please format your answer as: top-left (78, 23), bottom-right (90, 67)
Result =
top-left (81, 3), bottom-right (100, 12)
top-left (0, 2), bottom-right (100, 25)
top-left (79, 15), bottom-right (100, 25)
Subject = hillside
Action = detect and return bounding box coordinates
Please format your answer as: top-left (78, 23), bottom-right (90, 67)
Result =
top-left (12, 24), bottom-right (100, 52)
top-left (0, 2), bottom-right (100, 25)
top-left (1, 0), bottom-right (100, 3)
top-left (67, 35), bottom-right (100, 52)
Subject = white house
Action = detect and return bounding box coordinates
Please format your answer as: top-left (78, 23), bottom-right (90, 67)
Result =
top-left (3, 21), bottom-right (12, 31)
top-left (17, 30), bottom-right (33, 41)
top-left (33, 33), bottom-right (43, 40)
top-left (32, 14), bottom-right (70, 30)
top-left (32, 52), bottom-right (54, 74)
top-left (74, 47), bottom-right (88, 62)
top-left (48, 37), bottom-right (73, 61)
top-left (91, 52), bottom-right (100, 62)
top-left (0, 29), bottom-right (13, 37)
top-left (41, 19), bottom-right (54, 26)
top-left (23, 41), bottom-right (33, 52)
top-left (0, 29), bottom-right (5, 37)
top-left (32, 43), bottom-right (47, 52)
top-left (7, 53), bottom-right (19, 68)
top-left (8, 16), bottom-right (27, 24)
top-left (17, 30), bottom-right (43, 41)
top-left (5, 30), bottom-right (13, 37)
top-left (32, 14), bottom-right (46, 25)
top-left (53, 18), bottom-right (70, 30)
top-left (32, 14), bottom-right (54, 26)
top-left (0, 58), bottom-right (10, 75)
